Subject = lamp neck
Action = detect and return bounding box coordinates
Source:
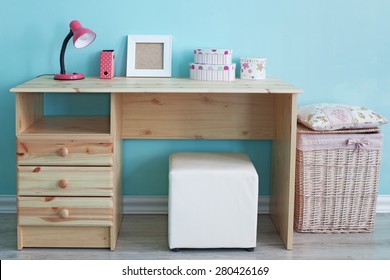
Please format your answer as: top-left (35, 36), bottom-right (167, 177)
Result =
top-left (59, 30), bottom-right (74, 74)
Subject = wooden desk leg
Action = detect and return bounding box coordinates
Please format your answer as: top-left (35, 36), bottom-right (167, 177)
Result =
top-left (270, 94), bottom-right (298, 250)
top-left (110, 93), bottom-right (123, 251)
top-left (17, 226), bottom-right (23, 250)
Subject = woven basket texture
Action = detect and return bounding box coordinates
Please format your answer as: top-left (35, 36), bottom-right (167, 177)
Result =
top-left (295, 128), bottom-right (382, 233)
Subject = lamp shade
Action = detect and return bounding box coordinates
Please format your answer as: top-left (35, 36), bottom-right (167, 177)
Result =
top-left (70, 20), bottom-right (96, 48)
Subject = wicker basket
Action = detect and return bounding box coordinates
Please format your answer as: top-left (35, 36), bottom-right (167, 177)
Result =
top-left (294, 124), bottom-right (383, 233)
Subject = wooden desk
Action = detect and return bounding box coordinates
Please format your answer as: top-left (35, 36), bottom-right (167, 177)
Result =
top-left (11, 76), bottom-right (302, 250)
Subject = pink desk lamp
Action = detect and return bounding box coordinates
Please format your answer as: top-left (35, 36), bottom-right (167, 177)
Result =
top-left (54, 20), bottom-right (96, 80)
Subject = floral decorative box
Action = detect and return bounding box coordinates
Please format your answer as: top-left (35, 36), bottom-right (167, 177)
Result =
top-left (240, 57), bottom-right (266, 80)
top-left (194, 49), bottom-right (232, 65)
top-left (189, 63), bottom-right (236, 82)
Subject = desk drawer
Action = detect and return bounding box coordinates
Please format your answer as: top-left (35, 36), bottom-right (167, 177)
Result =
top-left (18, 226), bottom-right (111, 249)
top-left (18, 166), bottom-right (113, 196)
top-left (17, 140), bottom-right (113, 166)
top-left (18, 196), bottom-right (113, 227)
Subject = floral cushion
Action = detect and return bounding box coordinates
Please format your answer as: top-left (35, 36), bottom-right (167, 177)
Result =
top-left (298, 103), bottom-right (388, 131)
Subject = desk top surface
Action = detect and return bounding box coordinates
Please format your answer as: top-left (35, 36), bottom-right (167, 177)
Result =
top-left (11, 76), bottom-right (303, 94)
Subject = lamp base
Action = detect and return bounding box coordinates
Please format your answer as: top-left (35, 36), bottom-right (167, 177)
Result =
top-left (54, 73), bottom-right (85, 80)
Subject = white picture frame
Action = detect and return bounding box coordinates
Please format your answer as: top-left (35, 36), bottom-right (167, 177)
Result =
top-left (126, 35), bottom-right (172, 77)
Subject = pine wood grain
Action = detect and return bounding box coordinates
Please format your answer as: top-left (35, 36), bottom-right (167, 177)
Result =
top-left (17, 140), bottom-right (113, 166)
top-left (19, 226), bottom-right (110, 249)
top-left (110, 93), bottom-right (123, 250)
top-left (10, 76), bottom-right (303, 94)
top-left (270, 94), bottom-right (298, 250)
top-left (18, 196), bottom-right (113, 226)
top-left (19, 116), bottom-right (110, 137)
top-left (17, 166), bottom-right (113, 196)
top-left (122, 93), bottom-right (275, 139)
top-left (16, 92), bottom-right (44, 136)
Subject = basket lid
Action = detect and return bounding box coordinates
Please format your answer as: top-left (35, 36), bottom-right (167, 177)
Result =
top-left (297, 123), bottom-right (381, 135)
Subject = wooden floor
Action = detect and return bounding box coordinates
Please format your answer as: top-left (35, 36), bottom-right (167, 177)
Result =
top-left (0, 214), bottom-right (389, 260)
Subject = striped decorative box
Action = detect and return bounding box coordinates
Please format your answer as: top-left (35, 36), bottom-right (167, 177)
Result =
top-left (189, 63), bottom-right (236, 82)
top-left (194, 49), bottom-right (232, 65)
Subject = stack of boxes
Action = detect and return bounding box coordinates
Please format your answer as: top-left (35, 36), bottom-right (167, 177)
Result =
top-left (189, 49), bottom-right (235, 82)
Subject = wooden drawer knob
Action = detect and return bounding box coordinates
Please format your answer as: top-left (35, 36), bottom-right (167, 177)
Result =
top-left (59, 208), bottom-right (69, 218)
top-left (58, 179), bottom-right (68, 189)
top-left (57, 147), bottom-right (68, 157)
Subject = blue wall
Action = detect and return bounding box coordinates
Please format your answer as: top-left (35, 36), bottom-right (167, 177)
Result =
top-left (1, 0), bottom-right (389, 196)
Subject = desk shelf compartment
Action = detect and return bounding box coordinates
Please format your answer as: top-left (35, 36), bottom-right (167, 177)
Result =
top-left (16, 92), bottom-right (111, 139)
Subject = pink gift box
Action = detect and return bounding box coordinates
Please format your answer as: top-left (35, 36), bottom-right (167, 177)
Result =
top-left (194, 49), bottom-right (233, 65)
top-left (189, 63), bottom-right (236, 82)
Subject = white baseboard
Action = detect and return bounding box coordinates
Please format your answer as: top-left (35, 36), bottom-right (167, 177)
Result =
top-left (124, 196), bottom-right (169, 214)
top-left (376, 195), bottom-right (390, 213)
top-left (2, 195), bottom-right (389, 214)
top-left (123, 196), bottom-right (270, 214)
top-left (0, 195), bottom-right (16, 213)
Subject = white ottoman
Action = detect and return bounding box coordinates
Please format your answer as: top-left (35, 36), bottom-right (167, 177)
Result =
top-left (168, 152), bottom-right (259, 250)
